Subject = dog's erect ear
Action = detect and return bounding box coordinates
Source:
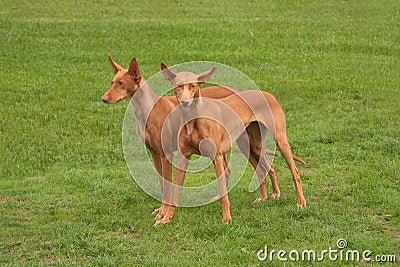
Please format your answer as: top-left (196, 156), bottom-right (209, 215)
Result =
top-left (161, 63), bottom-right (176, 82)
top-left (108, 55), bottom-right (123, 74)
top-left (128, 58), bottom-right (142, 81)
top-left (197, 67), bottom-right (216, 84)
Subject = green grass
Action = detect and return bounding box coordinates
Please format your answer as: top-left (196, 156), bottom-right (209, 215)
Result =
top-left (1, 0), bottom-right (399, 266)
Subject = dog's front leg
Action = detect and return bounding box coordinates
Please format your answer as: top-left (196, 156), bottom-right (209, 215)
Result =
top-left (210, 155), bottom-right (230, 203)
top-left (153, 152), bottom-right (189, 226)
top-left (153, 155), bottom-right (173, 220)
top-left (149, 151), bottom-right (168, 217)
top-left (214, 154), bottom-right (232, 224)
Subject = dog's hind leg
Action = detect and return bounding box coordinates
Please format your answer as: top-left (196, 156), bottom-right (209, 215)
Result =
top-left (236, 126), bottom-right (267, 202)
top-left (265, 158), bottom-right (280, 200)
top-left (245, 123), bottom-right (280, 203)
top-left (250, 153), bottom-right (267, 203)
top-left (275, 134), bottom-right (306, 207)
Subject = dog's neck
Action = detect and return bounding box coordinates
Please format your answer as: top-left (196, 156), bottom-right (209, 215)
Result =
top-left (181, 97), bottom-right (203, 136)
top-left (130, 78), bottom-right (160, 132)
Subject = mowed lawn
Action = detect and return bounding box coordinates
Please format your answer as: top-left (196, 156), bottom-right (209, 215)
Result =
top-left (1, 0), bottom-right (399, 266)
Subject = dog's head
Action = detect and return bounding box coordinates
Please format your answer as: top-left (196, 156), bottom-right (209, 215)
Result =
top-left (161, 63), bottom-right (215, 108)
top-left (102, 56), bottom-right (143, 104)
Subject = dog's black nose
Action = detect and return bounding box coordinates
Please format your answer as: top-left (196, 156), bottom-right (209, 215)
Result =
top-left (181, 100), bottom-right (190, 107)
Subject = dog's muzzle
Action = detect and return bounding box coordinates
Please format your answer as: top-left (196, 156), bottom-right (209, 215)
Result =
top-left (181, 99), bottom-right (193, 107)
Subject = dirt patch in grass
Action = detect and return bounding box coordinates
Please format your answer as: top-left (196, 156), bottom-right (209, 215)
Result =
top-left (39, 257), bottom-right (57, 265)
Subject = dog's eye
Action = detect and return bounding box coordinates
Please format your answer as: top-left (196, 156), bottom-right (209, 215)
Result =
top-left (118, 81), bottom-right (124, 86)
top-left (191, 85), bottom-right (196, 89)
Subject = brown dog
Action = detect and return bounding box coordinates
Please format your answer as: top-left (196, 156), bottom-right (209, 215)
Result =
top-left (102, 56), bottom-right (284, 222)
top-left (156, 64), bottom-right (306, 225)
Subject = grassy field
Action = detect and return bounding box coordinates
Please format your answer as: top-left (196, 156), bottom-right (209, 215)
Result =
top-left (1, 0), bottom-right (399, 266)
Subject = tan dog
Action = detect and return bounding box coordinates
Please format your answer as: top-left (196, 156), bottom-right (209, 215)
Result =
top-left (156, 64), bottom-right (306, 225)
top-left (102, 56), bottom-right (284, 222)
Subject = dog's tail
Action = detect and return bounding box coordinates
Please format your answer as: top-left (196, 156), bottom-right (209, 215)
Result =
top-left (265, 149), bottom-right (278, 156)
top-left (292, 155), bottom-right (307, 166)
top-left (265, 150), bottom-right (307, 166)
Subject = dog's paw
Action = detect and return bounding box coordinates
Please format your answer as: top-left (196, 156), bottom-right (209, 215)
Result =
top-left (154, 208), bottom-right (167, 220)
top-left (253, 196), bottom-right (267, 204)
top-left (153, 217), bottom-right (171, 226)
top-left (152, 205), bottom-right (169, 219)
top-left (271, 192), bottom-right (281, 200)
top-left (151, 207), bottom-right (160, 215)
top-left (155, 213), bottom-right (164, 220)
top-left (222, 216), bottom-right (232, 224)
top-left (297, 199), bottom-right (307, 208)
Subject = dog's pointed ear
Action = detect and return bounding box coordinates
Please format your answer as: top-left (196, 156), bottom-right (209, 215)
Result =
top-left (128, 58), bottom-right (142, 81)
top-left (108, 55), bottom-right (123, 74)
top-left (161, 63), bottom-right (176, 82)
top-left (197, 67), bottom-right (216, 84)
